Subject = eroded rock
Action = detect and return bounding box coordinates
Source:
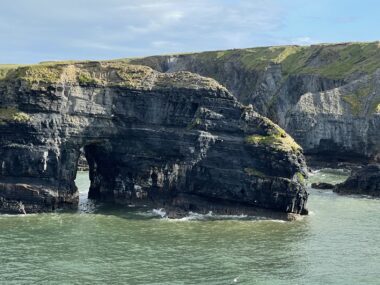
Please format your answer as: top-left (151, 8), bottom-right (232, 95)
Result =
top-left (334, 164), bottom-right (380, 197)
top-left (0, 62), bottom-right (308, 217)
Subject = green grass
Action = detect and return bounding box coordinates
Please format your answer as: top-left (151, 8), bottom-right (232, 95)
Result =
top-left (14, 65), bottom-right (63, 84)
top-left (218, 42), bottom-right (380, 80)
top-left (187, 117), bottom-right (202, 130)
top-left (0, 107), bottom-right (30, 124)
top-left (136, 41), bottom-right (380, 80)
top-left (375, 103), bottom-right (380, 114)
top-left (129, 42), bottom-right (380, 115)
top-left (281, 42), bottom-right (380, 79)
top-left (4, 42), bottom-right (380, 84)
top-left (4, 42), bottom-right (380, 83)
top-left (245, 131), bottom-right (301, 152)
top-left (296, 172), bottom-right (305, 185)
top-left (342, 86), bottom-right (372, 115)
top-left (0, 60), bottom-right (225, 91)
top-left (187, 45), bottom-right (302, 71)
top-left (0, 64), bottom-right (24, 80)
top-left (77, 72), bottom-right (98, 85)
top-left (244, 115), bottom-right (301, 153)
top-left (244, 168), bottom-right (268, 178)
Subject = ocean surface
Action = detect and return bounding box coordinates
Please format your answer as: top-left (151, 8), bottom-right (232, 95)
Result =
top-left (0, 169), bottom-right (379, 285)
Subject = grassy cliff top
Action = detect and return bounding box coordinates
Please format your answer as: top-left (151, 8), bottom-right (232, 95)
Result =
top-left (3, 41), bottom-right (380, 84)
top-left (130, 41), bottom-right (380, 80)
top-left (0, 61), bottom-right (226, 91)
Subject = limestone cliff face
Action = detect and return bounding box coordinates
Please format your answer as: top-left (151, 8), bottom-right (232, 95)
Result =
top-left (0, 62), bottom-right (308, 216)
top-left (131, 42), bottom-right (380, 160)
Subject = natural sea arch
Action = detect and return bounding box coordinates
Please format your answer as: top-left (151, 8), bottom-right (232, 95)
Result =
top-left (0, 63), bottom-right (308, 217)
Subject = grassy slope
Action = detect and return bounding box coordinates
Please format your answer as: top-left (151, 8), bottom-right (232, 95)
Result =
top-left (3, 42), bottom-right (380, 81)
top-left (145, 42), bottom-right (380, 80)
top-left (0, 61), bottom-right (224, 90)
top-left (130, 42), bottom-right (380, 115)
top-left (2, 42), bottom-right (380, 113)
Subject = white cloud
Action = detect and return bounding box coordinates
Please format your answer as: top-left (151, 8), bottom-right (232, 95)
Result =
top-left (0, 0), bottom-right (288, 63)
top-left (291, 37), bottom-right (319, 45)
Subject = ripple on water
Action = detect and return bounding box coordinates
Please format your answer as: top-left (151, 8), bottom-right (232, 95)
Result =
top-left (0, 169), bottom-right (379, 284)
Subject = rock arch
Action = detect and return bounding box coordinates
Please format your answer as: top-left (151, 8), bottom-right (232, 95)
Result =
top-left (0, 62), bottom-right (308, 217)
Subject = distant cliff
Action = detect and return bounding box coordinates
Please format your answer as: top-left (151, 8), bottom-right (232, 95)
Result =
top-left (130, 42), bottom-right (380, 160)
top-left (0, 62), bottom-right (308, 217)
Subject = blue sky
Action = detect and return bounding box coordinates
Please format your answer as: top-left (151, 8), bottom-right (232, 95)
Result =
top-left (1, 0), bottom-right (379, 63)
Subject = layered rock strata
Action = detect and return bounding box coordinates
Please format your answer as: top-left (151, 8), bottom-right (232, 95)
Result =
top-left (131, 42), bottom-right (380, 160)
top-left (0, 62), bottom-right (308, 217)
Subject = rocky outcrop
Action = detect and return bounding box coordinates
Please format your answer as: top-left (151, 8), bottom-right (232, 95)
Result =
top-left (131, 42), bottom-right (380, 160)
top-left (311, 182), bottom-right (334, 190)
top-left (0, 62), bottom-right (308, 217)
top-left (334, 164), bottom-right (380, 196)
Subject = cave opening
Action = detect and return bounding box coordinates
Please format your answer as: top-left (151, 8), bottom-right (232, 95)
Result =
top-left (74, 147), bottom-right (91, 210)
top-left (74, 142), bottom-right (110, 211)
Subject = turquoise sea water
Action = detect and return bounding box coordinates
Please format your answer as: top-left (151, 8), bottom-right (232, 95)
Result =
top-left (0, 170), bottom-right (379, 285)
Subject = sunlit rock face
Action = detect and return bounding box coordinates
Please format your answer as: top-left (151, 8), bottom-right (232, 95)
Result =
top-left (0, 62), bottom-right (308, 217)
top-left (131, 42), bottom-right (380, 161)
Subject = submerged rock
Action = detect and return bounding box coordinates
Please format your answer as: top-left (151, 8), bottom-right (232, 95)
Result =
top-left (334, 164), bottom-right (380, 197)
top-left (0, 61), bottom-right (308, 216)
top-left (311, 182), bottom-right (335, 190)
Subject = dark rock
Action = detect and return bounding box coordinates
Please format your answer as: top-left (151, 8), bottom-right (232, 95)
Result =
top-left (311, 182), bottom-right (335, 189)
top-left (0, 62), bottom-right (308, 216)
top-left (334, 164), bottom-right (380, 197)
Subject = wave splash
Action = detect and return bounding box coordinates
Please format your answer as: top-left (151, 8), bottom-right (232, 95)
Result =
top-left (145, 209), bottom-right (290, 222)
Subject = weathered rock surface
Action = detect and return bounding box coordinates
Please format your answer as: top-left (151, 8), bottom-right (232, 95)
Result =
top-left (131, 42), bottom-right (380, 161)
top-left (0, 62), bottom-right (308, 217)
top-left (334, 164), bottom-right (380, 196)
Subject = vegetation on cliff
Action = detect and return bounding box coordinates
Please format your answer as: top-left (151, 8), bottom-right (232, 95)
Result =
top-left (3, 41), bottom-right (380, 86)
top-left (245, 121), bottom-right (301, 153)
top-left (141, 41), bottom-right (380, 80)
top-left (342, 86), bottom-right (373, 115)
top-left (0, 107), bottom-right (30, 124)
top-left (0, 61), bottom-right (226, 92)
top-left (376, 104), bottom-right (380, 113)
top-left (129, 41), bottom-right (380, 121)
top-left (245, 132), bottom-right (301, 152)
top-left (280, 42), bottom-right (380, 79)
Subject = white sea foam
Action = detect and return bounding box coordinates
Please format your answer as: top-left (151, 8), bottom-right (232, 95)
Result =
top-left (309, 169), bottom-right (321, 175)
top-left (256, 219), bottom-right (287, 223)
top-left (0, 213), bottom-right (37, 218)
top-left (152, 208), bottom-right (167, 218)
top-left (164, 211), bottom-right (267, 222)
top-left (136, 209), bottom-right (298, 223)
